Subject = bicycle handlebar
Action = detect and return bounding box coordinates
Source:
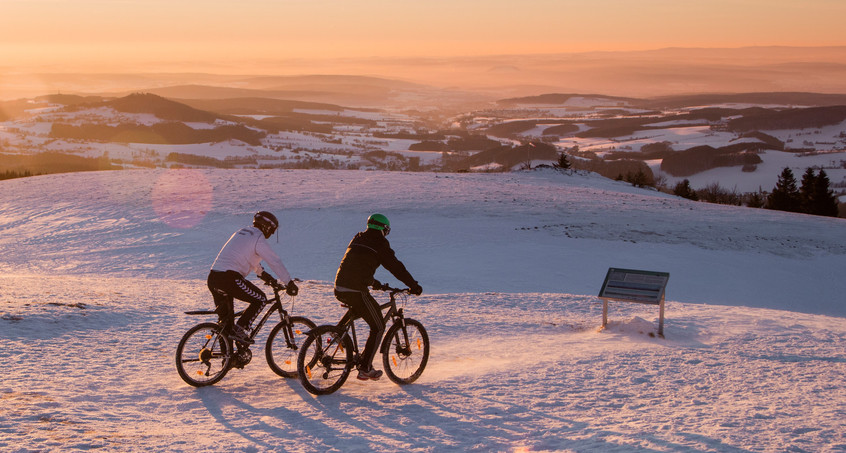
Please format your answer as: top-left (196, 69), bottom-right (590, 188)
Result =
top-left (258, 271), bottom-right (299, 294)
top-left (371, 282), bottom-right (409, 294)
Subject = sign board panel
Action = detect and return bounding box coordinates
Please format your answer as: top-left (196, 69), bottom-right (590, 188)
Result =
top-left (599, 268), bottom-right (669, 305)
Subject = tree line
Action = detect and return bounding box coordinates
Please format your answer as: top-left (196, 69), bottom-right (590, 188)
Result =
top-left (767, 167), bottom-right (839, 216)
top-left (672, 167), bottom-right (840, 217)
top-left (50, 122), bottom-right (265, 146)
top-left (1, 169), bottom-right (36, 181)
top-left (0, 152), bottom-right (117, 177)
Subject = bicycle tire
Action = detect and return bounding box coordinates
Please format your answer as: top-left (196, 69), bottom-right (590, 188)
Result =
top-left (382, 318), bottom-right (429, 385)
top-left (265, 316), bottom-right (316, 378)
top-left (297, 325), bottom-right (353, 395)
top-left (175, 322), bottom-right (233, 387)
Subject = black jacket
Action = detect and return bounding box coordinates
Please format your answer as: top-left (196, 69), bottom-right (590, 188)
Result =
top-left (334, 228), bottom-right (417, 291)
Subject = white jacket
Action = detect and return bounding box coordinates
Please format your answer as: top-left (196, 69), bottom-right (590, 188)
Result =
top-left (211, 226), bottom-right (292, 283)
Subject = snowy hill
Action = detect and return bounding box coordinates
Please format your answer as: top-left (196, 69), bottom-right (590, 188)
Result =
top-left (1, 168), bottom-right (845, 451)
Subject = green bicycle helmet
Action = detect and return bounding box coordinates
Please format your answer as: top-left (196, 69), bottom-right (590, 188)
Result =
top-left (366, 213), bottom-right (391, 235)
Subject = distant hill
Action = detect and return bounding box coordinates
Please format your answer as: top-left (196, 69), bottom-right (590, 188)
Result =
top-left (497, 93), bottom-right (639, 106)
top-left (135, 84), bottom-right (404, 107)
top-left (177, 97), bottom-right (347, 116)
top-left (49, 122), bottom-right (266, 146)
top-left (725, 105), bottom-right (846, 131)
top-left (452, 142), bottom-right (559, 170)
top-left (484, 102), bottom-right (846, 140)
top-left (36, 94), bottom-right (107, 106)
top-left (497, 92), bottom-right (846, 109)
top-left (233, 74), bottom-right (428, 91)
top-left (0, 95), bottom-right (107, 121)
top-left (124, 75), bottom-right (498, 110)
top-left (48, 93), bottom-right (266, 145)
top-left (0, 151), bottom-right (118, 175)
top-left (128, 85), bottom-right (321, 101)
top-left (123, 75), bottom-right (433, 107)
top-left (102, 93), bottom-right (223, 122)
top-left (0, 100), bottom-right (25, 121)
top-left (638, 92), bottom-right (846, 109)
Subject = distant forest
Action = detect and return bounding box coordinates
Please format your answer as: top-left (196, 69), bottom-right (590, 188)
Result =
top-left (660, 145), bottom-right (764, 177)
top-left (726, 106), bottom-right (846, 132)
top-left (50, 123), bottom-right (266, 146)
top-left (0, 152), bottom-right (118, 179)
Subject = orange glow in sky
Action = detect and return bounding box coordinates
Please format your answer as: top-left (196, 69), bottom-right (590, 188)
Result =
top-left (2, 0), bottom-right (846, 74)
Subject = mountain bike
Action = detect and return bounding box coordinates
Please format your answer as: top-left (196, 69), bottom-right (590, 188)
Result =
top-left (296, 283), bottom-right (429, 395)
top-left (175, 275), bottom-right (316, 387)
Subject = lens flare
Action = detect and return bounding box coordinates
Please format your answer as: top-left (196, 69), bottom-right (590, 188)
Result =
top-left (151, 169), bottom-right (213, 229)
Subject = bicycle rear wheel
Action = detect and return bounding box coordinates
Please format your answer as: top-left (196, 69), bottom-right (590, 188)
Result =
top-left (175, 322), bottom-right (233, 387)
top-left (382, 318), bottom-right (429, 385)
top-left (266, 316), bottom-right (316, 378)
top-left (297, 325), bottom-right (353, 395)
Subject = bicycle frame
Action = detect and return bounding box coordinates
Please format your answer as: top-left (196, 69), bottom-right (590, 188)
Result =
top-left (255, 296), bottom-right (304, 349)
top-left (333, 289), bottom-right (407, 361)
top-left (185, 285), bottom-right (298, 347)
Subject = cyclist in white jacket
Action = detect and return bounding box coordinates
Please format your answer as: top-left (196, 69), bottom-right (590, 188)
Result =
top-left (208, 211), bottom-right (298, 344)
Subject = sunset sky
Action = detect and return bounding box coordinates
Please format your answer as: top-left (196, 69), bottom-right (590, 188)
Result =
top-left (2, 0), bottom-right (846, 74)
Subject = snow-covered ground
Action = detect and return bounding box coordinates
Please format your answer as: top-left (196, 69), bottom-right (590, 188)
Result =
top-left (1, 168), bottom-right (845, 452)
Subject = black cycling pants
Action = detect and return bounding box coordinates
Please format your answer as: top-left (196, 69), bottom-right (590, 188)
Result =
top-left (335, 289), bottom-right (385, 372)
top-left (208, 270), bottom-right (268, 329)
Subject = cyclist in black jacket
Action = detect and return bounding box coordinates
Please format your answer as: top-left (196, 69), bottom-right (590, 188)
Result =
top-left (334, 213), bottom-right (422, 381)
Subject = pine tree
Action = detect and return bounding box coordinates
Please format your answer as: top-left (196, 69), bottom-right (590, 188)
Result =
top-left (812, 169), bottom-right (839, 217)
top-left (767, 167), bottom-right (801, 212)
top-left (625, 169), bottom-right (651, 188)
top-left (673, 179), bottom-right (698, 200)
top-left (799, 167), bottom-right (817, 214)
top-left (746, 191), bottom-right (765, 208)
top-left (553, 152), bottom-right (571, 170)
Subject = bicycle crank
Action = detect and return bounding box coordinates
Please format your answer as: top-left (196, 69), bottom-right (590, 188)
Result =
top-left (232, 348), bottom-right (252, 369)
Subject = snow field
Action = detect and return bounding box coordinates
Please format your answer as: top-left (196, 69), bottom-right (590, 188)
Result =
top-left (1, 276), bottom-right (844, 452)
top-left (1, 168), bottom-right (845, 451)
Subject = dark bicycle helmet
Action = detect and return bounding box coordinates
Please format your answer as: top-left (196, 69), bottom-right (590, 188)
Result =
top-left (366, 213), bottom-right (390, 236)
top-left (253, 211), bottom-right (279, 238)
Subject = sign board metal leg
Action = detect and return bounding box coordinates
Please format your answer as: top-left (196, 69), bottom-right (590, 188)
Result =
top-left (658, 295), bottom-right (665, 338)
top-left (602, 299), bottom-right (608, 329)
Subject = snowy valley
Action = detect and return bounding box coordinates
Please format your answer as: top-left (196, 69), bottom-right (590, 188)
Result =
top-left (2, 82), bottom-right (846, 206)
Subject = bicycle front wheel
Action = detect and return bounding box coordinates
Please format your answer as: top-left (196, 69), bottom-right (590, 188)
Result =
top-left (297, 325), bottom-right (353, 395)
top-left (382, 318), bottom-right (429, 385)
top-left (175, 322), bottom-right (233, 387)
top-left (266, 316), bottom-right (316, 378)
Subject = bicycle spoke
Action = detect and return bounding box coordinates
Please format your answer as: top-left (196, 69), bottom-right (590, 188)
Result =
top-left (175, 323), bottom-right (232, 387)
top-left (266, 316), bottom-right (316, 378)
top-left (297, 326), bottom-right (353, 395)
top-left (383, 319), bottom-right (429, 385)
